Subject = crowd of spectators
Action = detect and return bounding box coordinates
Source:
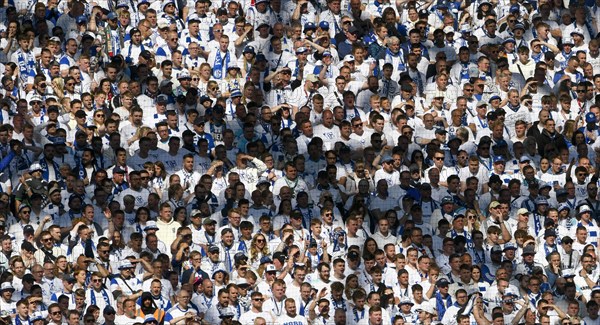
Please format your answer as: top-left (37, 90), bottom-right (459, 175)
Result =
top-left (1, 0), bottom-right (600, 324)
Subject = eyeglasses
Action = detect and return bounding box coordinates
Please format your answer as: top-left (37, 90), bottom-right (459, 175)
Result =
top-left (66, 82), bottom-right (75, 86)
top-left (464, 88), bottom-right (474, 92)
top-left (353, 124), bottom-right (362, 127)
top-left (92, 279), bottom-right (102, 283)
top-left (22, 210), bottom-right (31, 214)
top-left (51, 311), bottom-right (61, 315)
top-left (253, 298), bottom-right (264, 301)
top-left (99, 250), bottom-right (109, 253)
top-left (170, 38), bottom-right (178, 41)
top-left (209, 87), bottom-right (218, 91)
top-left (39, 83), bottom-right (47, 87)
top-left (42, 237), bottom-right (52, 241)
top-left (214, 29), bottom-right (223, 32)
top-left (96, 114), bottom-right (105, 117)
top-left (434, 156), bottom-right (445, 160)
top-left (508, 20), bottom-right (516, 23)
top-left (577, 89), bottom-right (586, 93)
top-left (192, 78), bottom-right (199, 81)
top-left (256, 239), bottom-right (265, 243)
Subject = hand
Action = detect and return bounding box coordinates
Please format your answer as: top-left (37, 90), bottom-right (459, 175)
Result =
top-left (43, 215), bottom-right (52, 223)
top-left (429, 273), bottom-right (438, 284)
top-left (104, 208), bottom-right (112, 220)
top-left (225, 188), bottom-right (233, 199)
top-left (580, 268), bottom-right (588, 277)
top-left (318, 288), bottom-right (327, 299)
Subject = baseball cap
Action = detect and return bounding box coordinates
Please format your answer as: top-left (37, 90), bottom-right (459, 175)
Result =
top-left (441, 196), bottom-right (453, 205)
top-left (76, 15), bottom-right (87, 24)
top-left (203, 218), bottom-right (217, 225)
top-left (544, 229), bottom-right (557, 238)
top-left (522, 245), bottom-right (536, 256)
top-left (319, 21), bottom-right (330, 30)
top-left (586, 112), bottom-right (597, 123)
top-left (144, 221), bottom-right (159, 231)
top-left (156, 94), bottom-right (169, 104)
top-left (503, 242), bottom-right (517, 251)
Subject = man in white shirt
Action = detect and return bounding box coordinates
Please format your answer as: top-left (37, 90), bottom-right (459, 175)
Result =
top-left (114, 298), bottom-right (144, 325)
top-left (238, 291), bottom-right (275, 324)
top-left (371, 217), bottom-right (397, 249)
top-left (278, 298), bottom-right (308, 325)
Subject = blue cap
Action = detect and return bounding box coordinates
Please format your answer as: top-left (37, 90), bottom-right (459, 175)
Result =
top-left (322, 50), bottom-right (332, 57)
top-left (558, 203), bottom-right (570, 212)
top-left (437, 0), bottom-right (449, 8)
top-left (107, 12), bottom-right (118, 20)
top-left (381, 155), bottom-right (394, 163)
top-left (535, 197), bottom-right (549, 205)
top-left (556, 188), bottom-right (568, 197)
top-left (452, 214), bottom-right (465, 221)
top-left (538, 181), bottom-right (552, 190)
top-left (76, 15), bottom-right (87, 24)
top-left (441, 196), bottom-right (453, 205)
top-left (502, 37), bottom-right (516, 44)
top-left (586, 112), bottom-right (597, 123)
top-left (199, 95), bottom-right (213, 104)
top-left (489, 95), bottom-right (502, 103)
top-left (230, 89), bottom-right (242, 98)
top-left (295, 46), bottom-right (309, 54)
top-left (243, 45), bottom-right (255, 54)
top-left (304, 22), bottom-right (316, 31)
top-left (260, 256), bottom-right (272, 264)
top-left (319, 21), bottom-right (330, 30)
top-left (493, 155), bottom-right (505, 163)
top-left (510, 4), bottom-right (520, 12)
top-left (256, 53), bottom-right (267, 62)
top-left (503, 242), bottom-right (517, 251)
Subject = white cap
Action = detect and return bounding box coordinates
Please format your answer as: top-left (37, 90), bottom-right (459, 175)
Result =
top-left (29, 163), bottom-right (42, 173)
top-left (417, 304), bottom-right (435, 314)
